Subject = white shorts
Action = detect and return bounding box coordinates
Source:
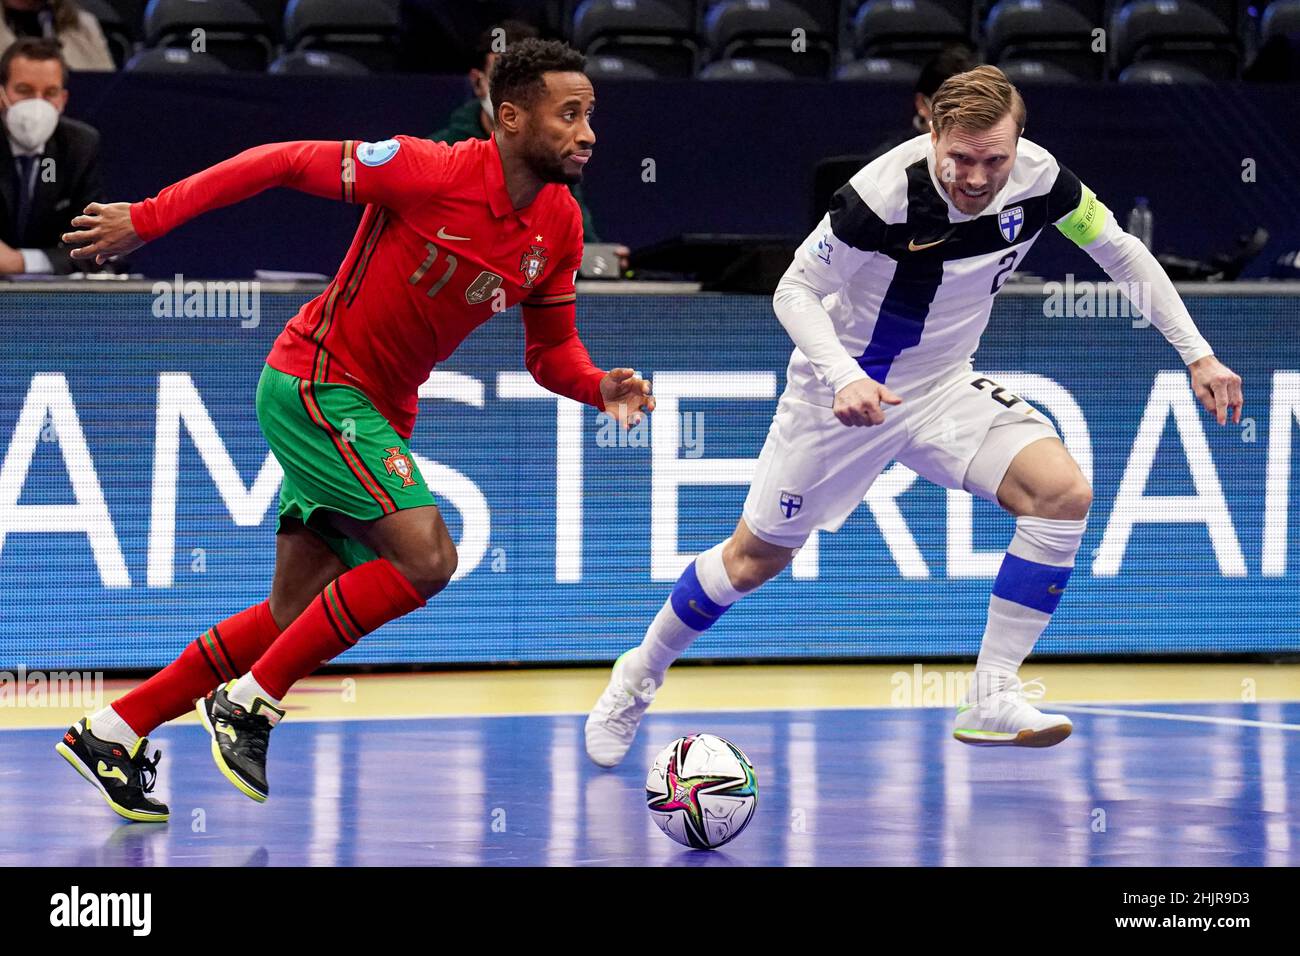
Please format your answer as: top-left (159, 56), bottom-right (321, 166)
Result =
top-left (743, 368), bottom-right (1059, 548)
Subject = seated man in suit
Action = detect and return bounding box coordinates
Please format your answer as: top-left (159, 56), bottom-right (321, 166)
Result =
top-left (0, 36), bottom-right (102, 274)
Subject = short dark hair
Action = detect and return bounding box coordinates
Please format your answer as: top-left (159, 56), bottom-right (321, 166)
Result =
top-left (0, 37), bottom-right (68, 87)
top-left (489, 38), bottom-right (585, 116)
top-left (475, 19), bottom-right (539, 69)
top-left (916, 45), bottom-right (976, 99)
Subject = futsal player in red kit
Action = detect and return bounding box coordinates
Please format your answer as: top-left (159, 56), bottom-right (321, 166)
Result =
top-left (54, 40), bottom-right (653, 820)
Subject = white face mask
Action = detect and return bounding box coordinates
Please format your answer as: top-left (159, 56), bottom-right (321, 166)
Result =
top-left (5, 96), bottom-right (58, 152)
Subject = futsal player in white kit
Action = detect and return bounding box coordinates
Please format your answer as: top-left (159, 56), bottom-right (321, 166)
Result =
top-left (586, 66), bottom-right (1244, 765)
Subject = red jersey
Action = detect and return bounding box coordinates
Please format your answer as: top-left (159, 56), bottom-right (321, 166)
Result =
top-left (130, 135), bottom-right (606, 438)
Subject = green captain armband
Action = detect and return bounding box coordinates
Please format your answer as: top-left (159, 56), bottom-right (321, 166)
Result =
top-left (1055, 184), bottom-right (1107, 247)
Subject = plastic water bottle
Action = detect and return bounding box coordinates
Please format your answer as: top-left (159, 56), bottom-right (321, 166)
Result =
top-left (1127, 197), bottom-right (1154, 251)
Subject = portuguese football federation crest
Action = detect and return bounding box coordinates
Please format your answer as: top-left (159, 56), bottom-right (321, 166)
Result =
top-left (519, 244), bottom-right (548, 288)
top-left (382, 447), bottom-right (417, 487)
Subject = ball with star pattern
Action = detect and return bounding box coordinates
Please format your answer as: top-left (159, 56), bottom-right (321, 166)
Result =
top-left (645, 733), bottom-right (759, 849)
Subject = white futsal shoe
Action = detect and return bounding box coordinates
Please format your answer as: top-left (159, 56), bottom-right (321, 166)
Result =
top-left (585, 651), bottom-right (657, 768)
top-left (952, 675), bottom-right (1072, 748)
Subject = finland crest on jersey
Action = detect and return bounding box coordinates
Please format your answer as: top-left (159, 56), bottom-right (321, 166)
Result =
top-left (779, 491), bottom-right (803, 518)
top-left (999, 205), bottom-right (1025, 242)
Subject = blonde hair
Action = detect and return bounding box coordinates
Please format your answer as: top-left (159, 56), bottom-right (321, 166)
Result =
top-left (929, 65), bottom-right (1026, 138)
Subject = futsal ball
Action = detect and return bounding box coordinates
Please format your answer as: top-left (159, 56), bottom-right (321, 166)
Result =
top-left (645, 733), bottom-right (759, 850)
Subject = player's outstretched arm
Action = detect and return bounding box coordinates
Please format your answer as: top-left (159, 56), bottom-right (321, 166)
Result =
top-left (521, 296), bottom-right (654, 428)
top-left (63, 138), bottom-right (438, 264)
top-left (1055, 179), bottom-right (1244, 425)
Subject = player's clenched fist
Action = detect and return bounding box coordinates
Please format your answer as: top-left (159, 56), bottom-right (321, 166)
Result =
top-left (63, 201), bottom-right (144, 265)
top-left (833, 377), bottom-right (903, 427)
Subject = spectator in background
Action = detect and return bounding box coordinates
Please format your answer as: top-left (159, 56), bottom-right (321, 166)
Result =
top-left (429, 20), bottom-right (623, 261)
top-left (862, 45), bottom-right (977, 163)
top-left (0, 37), bottom-right (103, 273)
top-left (812, 46), bottom-right (977, 226)
top-left (0, 0), bottom-right (113, 71)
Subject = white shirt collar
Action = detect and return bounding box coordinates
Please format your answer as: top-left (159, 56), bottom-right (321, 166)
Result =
top-left (7, 137), bottom-right (45, 159)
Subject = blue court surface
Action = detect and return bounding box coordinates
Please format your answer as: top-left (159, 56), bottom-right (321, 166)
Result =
top-left (3, 701), bottom-right (1298, 866)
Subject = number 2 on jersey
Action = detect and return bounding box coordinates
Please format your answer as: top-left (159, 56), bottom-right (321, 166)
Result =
top-left (989, 250), bottom-right (1017, 294)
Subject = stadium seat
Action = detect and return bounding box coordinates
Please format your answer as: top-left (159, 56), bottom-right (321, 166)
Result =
top-left (283, 0), bottom-right (401, 73)
top-left (996, 55), bottom-right (1088, 80)
top-left (582, 54), bottom-right (662, 78)
top-left (984, 0), bottom-right (1105, 80)
top-left (123, 46), bottom-right (232, 72)
top-left (1187, 0), bottom-right (1241, 30)
top-left (77, 0), bottom-right (135, 68)
top-left (705, 0), bottom-right (840, 33)
top-left (1261, 0), bottom-right (1300, 43)
top-left (703, 0), bottom-right (835, 77)
top-left (699, 55), bottom-right (798, 77)
top-left (1116, 58), bottom-right (1217, 79)
top-left (835, 56), bottom-right (924, 81)
top-left (143, 0), bottom-right (274, 71)
top-left (267, 49), bottom-right (368, 74)
top-left (572, 0), bottom-right (700, 77)
top-left (851, 0), bottom-right (971, 65)
top-left (90, 0), bottom-right (147, 39)
top-left (1111, 0), bottom-right (1240, 78)
top-left (562, 0), bottom-right (698, 39)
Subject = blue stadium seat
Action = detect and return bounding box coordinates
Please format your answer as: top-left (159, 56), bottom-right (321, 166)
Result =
top-left (699, 55), bottom-right (797, 77)
top-left (1111, 0), bottom-right (1240, 78)
top-left (707, 0), bottom-right (841, 33)
top-left (984, 0), bottom-right (1105, 80)
top-left (267, 49), bottom-right (368, 74)
top-left (89, 0), bottom-right (146, 39)
top-left (1243, 0), bottom-right (1300, 78)
top-left (1261, 0), bottom-right (1300, 42)
top-left (835, 56), bottom-right (924, 81)
top-left (283, 0), bottom-right (400, 73)
top-left (997, 55), bottom-right (1089, 80)
top-left (124, 46), bottom-right (232, 72)
top-left (851, 0), bottom-right (971, 65)
top-left (1117, 58), bottom-right (1217, 78)
top-left (572, 0), bottom-right (700, 77)
top-left (1186, 0), bottom-right (1241, 30)
top-left (704, 0), bottom-right (835, 77)
top-left (582, 54), bottom-right (662, 79)
top-left (561, 0), bottom-right (698, 39)
top-left (143, 0), bottom-right (274, 71)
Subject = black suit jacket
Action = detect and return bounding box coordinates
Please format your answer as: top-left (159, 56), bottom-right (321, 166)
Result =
top-left (0, 116), bottom-right (104, 274)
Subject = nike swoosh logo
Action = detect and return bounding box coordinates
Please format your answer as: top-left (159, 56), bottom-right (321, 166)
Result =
top-left (907, 236), bottom-right (947, 252)
top-left (688, 599), bottom-right (716, 619)
top-left (437, 227), bottom-right (470, 241)
top-left (216, 721), bottom-right (237, 742)
top-left (1048, 585), bottom-right (1066, 594)
top-left (97, 760), bottom-right (128, 784)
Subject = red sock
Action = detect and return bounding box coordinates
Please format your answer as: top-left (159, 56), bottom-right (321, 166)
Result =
top-left (113, 600), bottom-right (283, 736)
top-left (252, 559), bottom-right (425, 700)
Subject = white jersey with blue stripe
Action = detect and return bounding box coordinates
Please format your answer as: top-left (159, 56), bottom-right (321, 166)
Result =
top-left (778, 133), bottom-right (1097, 404)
